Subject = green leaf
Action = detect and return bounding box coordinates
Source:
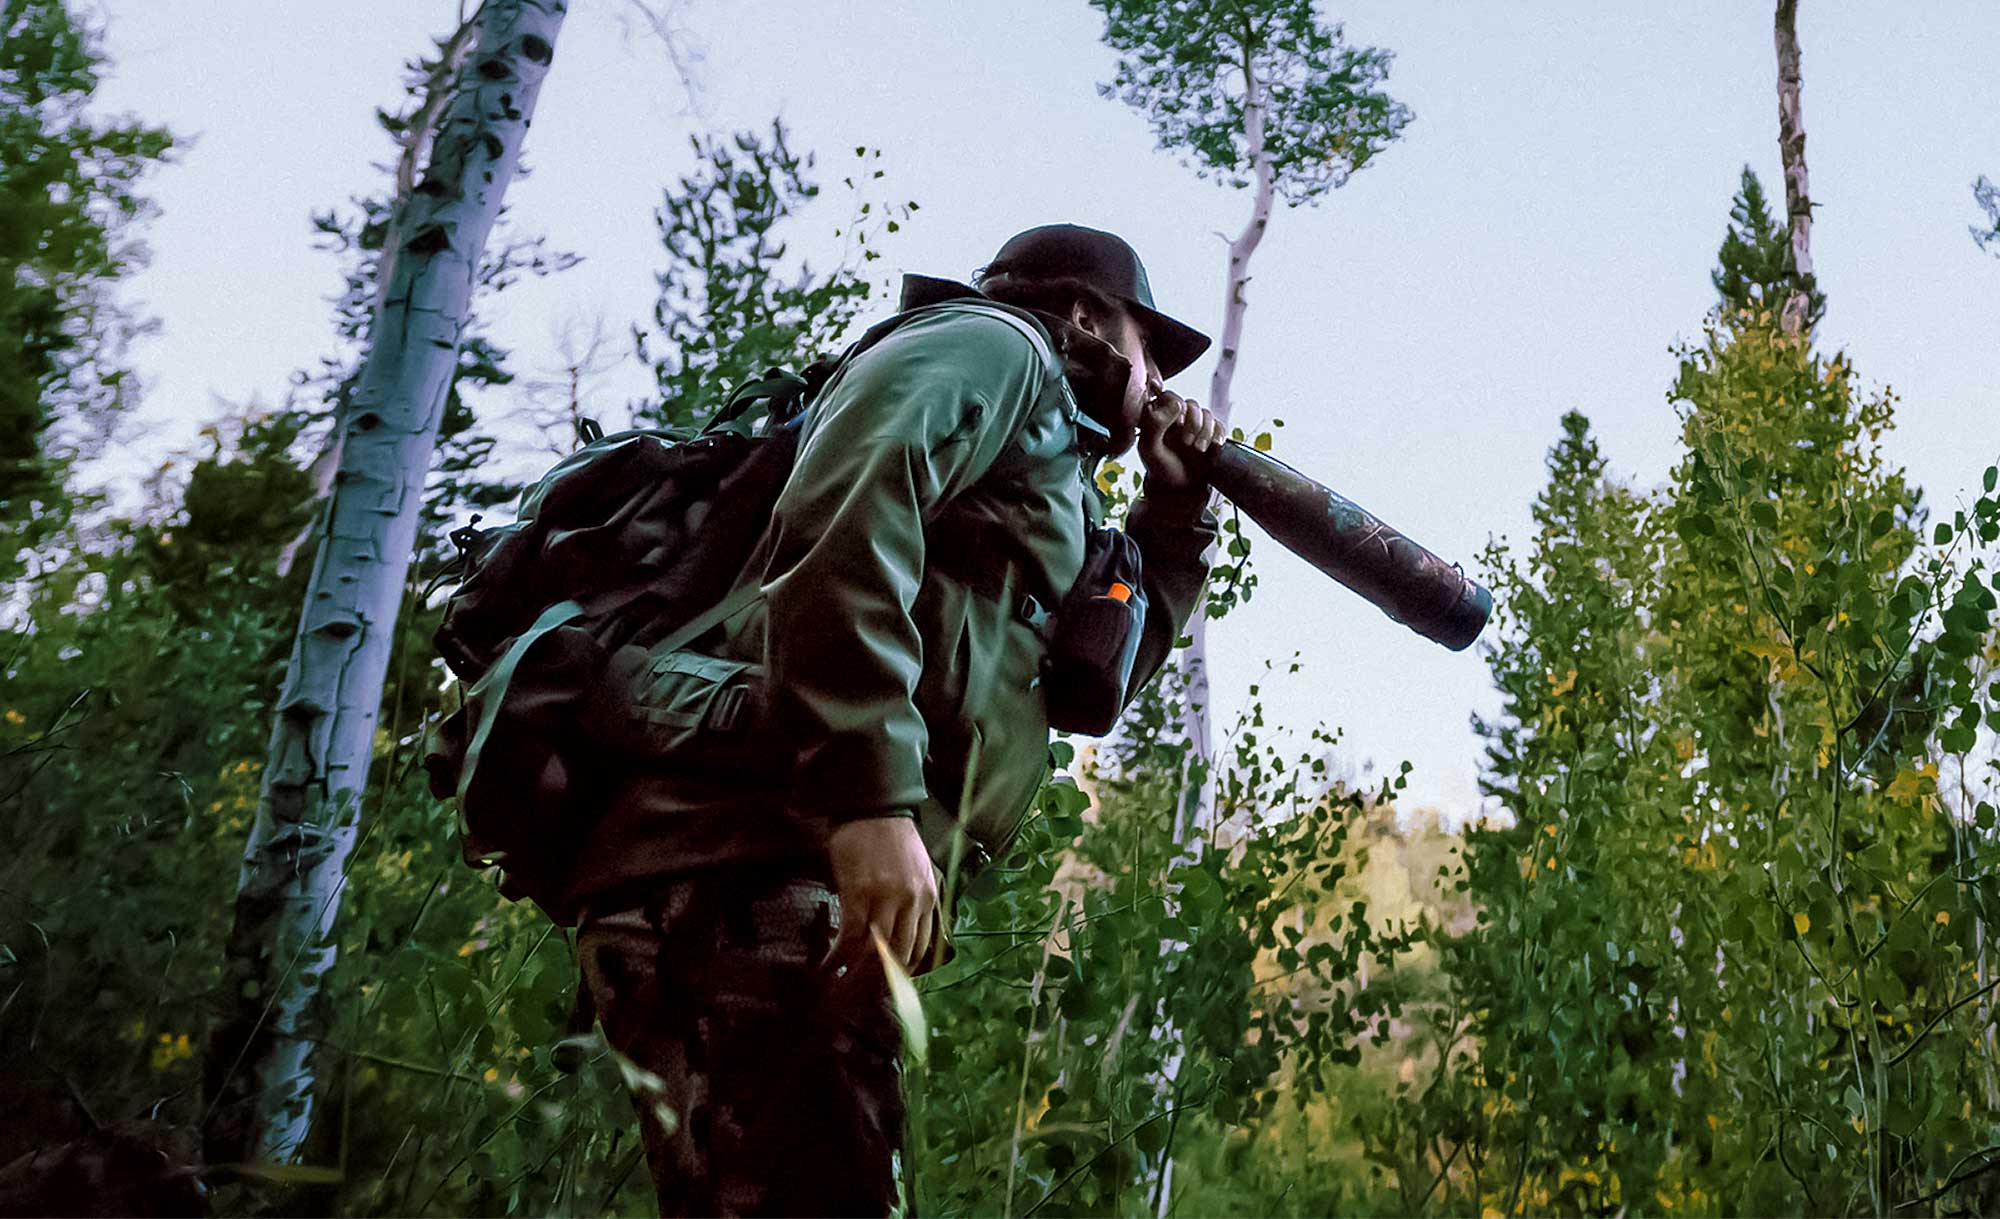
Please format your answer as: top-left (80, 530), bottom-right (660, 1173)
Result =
top-left (873, 933), bottom-right (928, 1067)
top-left (1677, 512), bottom-right (1716, 540)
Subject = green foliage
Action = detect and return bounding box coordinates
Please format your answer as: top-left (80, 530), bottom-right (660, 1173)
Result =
top-left (1372, 183), bottom-right (2000, 1215)
top-left (911, 662), bottom-right (1420, 1216)
top-left (1090, 0), bottom-right (1411, 203)
top-left (0, 0), bottom-right (171, 577)
top-left (0, 11), bottom-right (589, 1202)
top-left (132, 410), bottom-right (317, 631)
top-left (1714, 166), bottom-right (1825, 334)
top-left (4, 8), bottom-right (1424, 1215)
top-left (633, 119), bottom-right (911, 430)
top-left (21, 12), bottom-right (1998, 1214)
top-left (0, 430), bottom-right (303, 1172)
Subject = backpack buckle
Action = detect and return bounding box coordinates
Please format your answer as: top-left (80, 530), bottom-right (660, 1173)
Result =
top-left (1018, 594), bottom-right (1051, 637)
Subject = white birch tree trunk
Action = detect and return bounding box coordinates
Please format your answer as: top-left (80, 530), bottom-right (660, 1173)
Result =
top-left (206, 0), bottom-right (567, 1167)
top-left (1171, 55), bottom-right (1277, 847)
top-left (1774, 0), bottom-right (1814, 337)
top-left (276, 14), bottom-right (483, 579)
top-left (1154, 53), bottom-right (1277, 1219)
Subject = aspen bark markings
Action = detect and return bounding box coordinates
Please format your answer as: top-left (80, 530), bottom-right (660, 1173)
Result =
top-left (1774, 0), bottom-right (1814, 337)
top-left (206, 0), bottom-right (568, 1168)
top-left (280, 15), bottom-right (486, 581)
top-left (1173, 42), bottom-right (1277, 847)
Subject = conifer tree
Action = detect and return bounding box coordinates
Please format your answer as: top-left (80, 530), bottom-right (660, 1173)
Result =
top-left (1398, 15), bottom-right (1999, 1206)
top-left (633, 119), bottom-right (908, 431)
top-left (1392, 145), bottom-right (2000, 1219)
top-left (1714, 167), bottom-right (1825, 332)
top-left (1368, 412), bottom-right (1670, 1211)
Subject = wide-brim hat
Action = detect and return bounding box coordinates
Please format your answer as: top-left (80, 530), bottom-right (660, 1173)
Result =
top-left (980, 224), bottom-right (1211, 379)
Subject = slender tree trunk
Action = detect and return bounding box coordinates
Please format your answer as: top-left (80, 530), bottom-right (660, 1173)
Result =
top-left (1171, 52), bottom-right (1276, 847)
top-left (1774, 0), bottom-right (1814, 336)
top-left (1153, 51), bottom-right (1278, 1219)
top-left (205, 0), bottom-right (567, 1167)
top-left (277, 13), bottom-right (486, 580)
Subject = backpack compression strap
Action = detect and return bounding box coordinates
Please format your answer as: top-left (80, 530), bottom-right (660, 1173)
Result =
top-left (455, 582), bottom-right (767, 815)
top-left (456, 598), bottom-right (585, 810)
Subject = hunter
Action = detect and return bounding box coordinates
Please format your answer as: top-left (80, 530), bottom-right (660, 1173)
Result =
top-left (568, 224), bottom-right (1222, 1216)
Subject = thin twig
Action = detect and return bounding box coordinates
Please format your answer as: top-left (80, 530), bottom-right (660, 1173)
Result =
top-left (620, 1), bottom-right (706, 114)
top-left (1894, 1145), bottom-right (2000, 1209)
top-left (1022, 1084), bottom-right (1217, 1219)
top-left (1885, 975), bottom-right (2000, 1070)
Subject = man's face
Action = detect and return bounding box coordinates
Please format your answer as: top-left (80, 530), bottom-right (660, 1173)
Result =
top-left (1071, 300), bottom-right (1162, 454)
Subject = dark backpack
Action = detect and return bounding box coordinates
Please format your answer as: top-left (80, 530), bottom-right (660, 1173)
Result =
top-left (423, 305), bottom-right (1150, 924)
top-left (422, 366), bottom-right (827, 925)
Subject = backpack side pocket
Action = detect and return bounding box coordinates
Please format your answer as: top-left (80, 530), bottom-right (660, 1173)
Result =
top-left (598, 644), bottom-right (765, 770)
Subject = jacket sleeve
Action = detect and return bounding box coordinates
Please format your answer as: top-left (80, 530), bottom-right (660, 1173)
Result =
top-left (1124, 487), bottom-right (1219, 693)
top-left (761, 312), bottom-right (1054, 825)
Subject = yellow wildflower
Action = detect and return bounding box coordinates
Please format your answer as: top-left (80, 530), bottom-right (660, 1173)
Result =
top-left (151, 1033), bottom-right (194, 1071)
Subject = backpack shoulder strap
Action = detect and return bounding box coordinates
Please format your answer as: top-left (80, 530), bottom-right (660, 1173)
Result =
top-left (458, 599), bottom-right (585, 805)
top-left (652, 579), bottom-right (764, 658)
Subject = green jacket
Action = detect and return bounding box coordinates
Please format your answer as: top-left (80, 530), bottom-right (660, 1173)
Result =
top-left (567, 283), bottom-right (1216, 899)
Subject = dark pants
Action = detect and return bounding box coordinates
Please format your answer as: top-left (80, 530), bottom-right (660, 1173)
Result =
top-left (577, 870), bottom-right (905, 1217)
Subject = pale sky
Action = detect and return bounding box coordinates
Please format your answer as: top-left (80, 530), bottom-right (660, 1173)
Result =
top-left (93, 1), bottom-right (1998, 819)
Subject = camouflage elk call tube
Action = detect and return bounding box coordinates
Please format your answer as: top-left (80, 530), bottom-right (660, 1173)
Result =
top-left (1204, 440), bottom-right (1493, 651)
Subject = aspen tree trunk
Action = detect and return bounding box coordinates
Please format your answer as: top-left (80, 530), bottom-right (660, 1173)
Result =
top-left (1171, 52), bottom-right (1277, 846)
top-left (1154, 52), bottom-right (1278, 1219)
top-left (1774, 0), bottom-right (1814, 336)
top-left (277, 15), bottom-right (483, 579)
top-left (205, 0), bottom-right (567, 1167)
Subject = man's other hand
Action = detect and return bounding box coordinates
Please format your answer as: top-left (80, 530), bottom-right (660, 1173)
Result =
top-left (1137, 390), bottom-right (1223, 498)
top-left (827, 816), bottom-right (937, 976)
